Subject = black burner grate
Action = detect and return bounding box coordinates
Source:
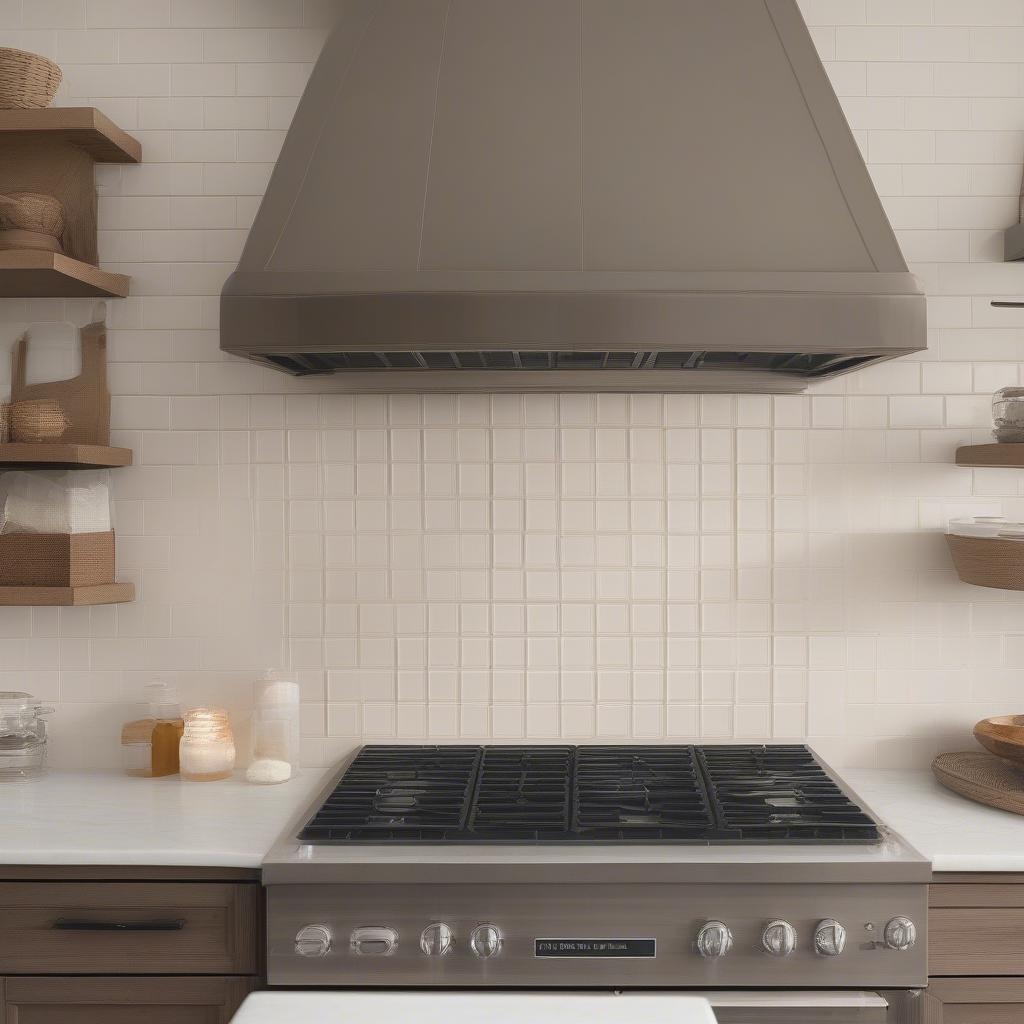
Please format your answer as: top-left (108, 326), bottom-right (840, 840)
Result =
top-left (698, 744), bottom-right (880, 843)
top-left (297, 745), bottom-right (481, 841)
top-left (298, 743), bottom-right (881, 845)
top-left (468, 745), bottom-right (574, 839)
top-left (573, 745), bottom-right (716, 839)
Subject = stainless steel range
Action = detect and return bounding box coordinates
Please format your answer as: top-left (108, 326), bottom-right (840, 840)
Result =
top-left (263, 744), bottom-right (930, 1024)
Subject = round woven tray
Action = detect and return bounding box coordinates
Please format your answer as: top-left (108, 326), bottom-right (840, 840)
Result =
top-left (0, 48), bottom-right (62, 109)
top-left (933, 750), bottom-right (1024, 815)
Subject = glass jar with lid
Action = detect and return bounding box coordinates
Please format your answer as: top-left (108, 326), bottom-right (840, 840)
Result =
top-left (992, 387), bottom-right (1024, 442)
top-left (121, 681), bottom-right (184, 778)
top-left (0, 692), bottom-right (55, 781)
top-left (247, 671), bottom-right (301, 785)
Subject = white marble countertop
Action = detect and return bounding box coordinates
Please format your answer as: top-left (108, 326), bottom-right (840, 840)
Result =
top-left (0, 766), bottom-right (1021, 871)
top-left (845, 768), bottom-right (1024, 873)
top-left (0, 768), bottom-right (329, 868)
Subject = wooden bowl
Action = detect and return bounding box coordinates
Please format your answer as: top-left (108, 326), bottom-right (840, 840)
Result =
top-left (975, 716), bottom-right (1024, 765)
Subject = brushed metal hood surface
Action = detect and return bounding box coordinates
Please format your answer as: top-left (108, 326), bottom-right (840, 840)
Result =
top-left (221, 0), bottom-right (925, 392)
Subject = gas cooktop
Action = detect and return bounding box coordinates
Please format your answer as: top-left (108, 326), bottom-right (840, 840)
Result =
top-left (297, 743), bottom-right (881, 846)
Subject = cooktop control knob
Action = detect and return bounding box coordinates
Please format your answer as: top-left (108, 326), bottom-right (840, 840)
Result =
top-left (761, 920), bottom-right (797, 957)
top-left (294, 924), bottom-right (333, 958)
top-left (470, 924), bottom-right (503, 959)
top-left (420, 922), bottom-right (454, 957)
top-left (696, 920), bottom-right (733, 959)
top-left (884, 917), bottom-right (917, 952)
top-left (350, 926), bottom-right (398, 957)
top-left (814, 919), bottom-right (847, 957)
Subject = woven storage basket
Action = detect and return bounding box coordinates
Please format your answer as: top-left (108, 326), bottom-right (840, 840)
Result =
top-left (0, 48), bottom-right (62, 109)
top-left (0, 531), bottom-right (115, 588)
top-left (946, 533), bottom-right (1024, 590)
top-left (0, 402), bottom-right (8, 444)
top-left (9, 398), bottom-right (69, 442)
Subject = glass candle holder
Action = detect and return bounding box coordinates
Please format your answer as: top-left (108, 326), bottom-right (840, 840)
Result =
top-left (179, 707), bottom-right (235, 782)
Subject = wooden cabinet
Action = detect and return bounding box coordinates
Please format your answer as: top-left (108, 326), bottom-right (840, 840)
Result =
top-left (929, 874), bottom-right (1024, 1022)
top-left (0, 976), bottom-right (254, 1023)
top-left (0, 881), bottom-right (259, 975)
top-left (921, 978), bottom-right (1024, 1024)
top-left (930, 881), bottom-right (1024, 977)
top-left (0, 867), bottom-right (261, 1021)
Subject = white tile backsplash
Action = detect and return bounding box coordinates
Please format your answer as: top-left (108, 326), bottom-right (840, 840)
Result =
top-left (0, 0), bottom-right (1021, 770)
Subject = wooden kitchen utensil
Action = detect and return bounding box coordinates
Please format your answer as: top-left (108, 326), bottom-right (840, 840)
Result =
top-left (9, 320), bottom-right (111, 446)
top-left (933, 750), bottom-right (1024, 815)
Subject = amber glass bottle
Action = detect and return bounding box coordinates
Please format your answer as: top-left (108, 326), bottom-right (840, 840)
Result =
top-left (121, 682), bottom-right (184, 777)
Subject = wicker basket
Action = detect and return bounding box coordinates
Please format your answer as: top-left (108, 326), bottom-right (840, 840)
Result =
top-left (0, 48), bottom-right (62, 109)
top-left (9, 398), bottom-right (69, 442)
top-left (946, 533), bottom-right (1024, 591)
top-left (0, 402), bottom-right (8, 444)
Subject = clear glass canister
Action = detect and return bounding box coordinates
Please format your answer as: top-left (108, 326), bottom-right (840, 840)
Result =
top-left (247, 672), bottom-right (300, 785)
top-left (0, 692), bottom-right (55, 781)
top-left (121, 681), bottom-right (184, 778)
top-left (992, 387), bottom-right (1024, 442)
top-left (179, 707), bottom-right (235, 782)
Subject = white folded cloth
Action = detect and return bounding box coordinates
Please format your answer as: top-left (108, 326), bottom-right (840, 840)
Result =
top-left (0, 471), bottom-right (111, 534)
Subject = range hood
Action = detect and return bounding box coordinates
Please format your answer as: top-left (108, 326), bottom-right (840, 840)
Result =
top-left (221, 0), bottom-right (926, 393)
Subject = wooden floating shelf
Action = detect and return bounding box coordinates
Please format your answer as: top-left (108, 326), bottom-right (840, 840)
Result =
top-left (0, 107), bottom-right (141, 163)
top-left (955, 443), bottom-right (1024, 468)
top-left (0, 582), bottom-right (134, 607)
top-left (0, 443), bottom-right (132, 469)
top-left (0, 251), bottom-right (129, 298)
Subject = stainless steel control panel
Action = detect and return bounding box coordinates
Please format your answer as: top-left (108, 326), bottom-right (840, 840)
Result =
top-left (267, 881), bottom-right (927, 988)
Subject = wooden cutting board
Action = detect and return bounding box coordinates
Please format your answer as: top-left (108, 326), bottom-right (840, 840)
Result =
top-left (933, 750), bottom-right (1024, 815)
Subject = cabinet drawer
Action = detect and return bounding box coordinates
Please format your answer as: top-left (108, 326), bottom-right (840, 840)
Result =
top-left (1, 975), bottom-right (256, 1023)
top-left (922, 978), bottom-right (1024, 1024)
top-left (930, 907), bottom-right (1024, 976)
top-left (0, 883), bottom-right (258, 975)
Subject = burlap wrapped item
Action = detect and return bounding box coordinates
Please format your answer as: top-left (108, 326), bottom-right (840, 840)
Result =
top-left (0, 49), bottom-right (62, 110)
top-left (9, 398), bottom-right (69, 441)
top-left (9, 321), bottom-right (109, 444)
top-left (0, 192), bottom-right (65, 253)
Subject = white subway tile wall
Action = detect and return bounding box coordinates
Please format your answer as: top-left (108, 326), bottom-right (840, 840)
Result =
top-left (0, 0), bottom-right (1022, 770)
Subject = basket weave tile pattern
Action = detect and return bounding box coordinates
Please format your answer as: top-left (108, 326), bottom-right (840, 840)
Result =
top-left (9, 398), bottom-right (69, 442)
top-left (0, 48), bottom-right (62, 109)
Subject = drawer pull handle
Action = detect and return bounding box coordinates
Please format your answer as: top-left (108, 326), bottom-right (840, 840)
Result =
top-left (52, 918), bottom-right (186, 932)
